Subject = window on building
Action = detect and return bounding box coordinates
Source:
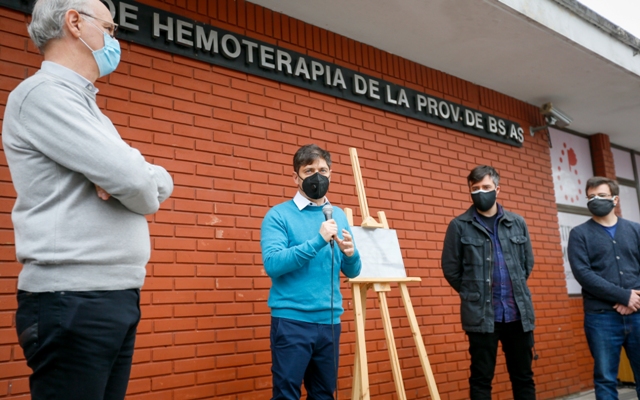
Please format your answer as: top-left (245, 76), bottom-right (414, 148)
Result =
top-left (551, 131), bottom-right (640, 295)
top-left (549, 127), bottom-right (593, 295)
top-left (611, 147), bottom-right (640, 223)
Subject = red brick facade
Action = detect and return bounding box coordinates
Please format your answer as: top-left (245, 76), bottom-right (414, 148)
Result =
top-left (0, 0), bottom-right (616, 398)
top-left (590, 133), bottom-right (616, 179)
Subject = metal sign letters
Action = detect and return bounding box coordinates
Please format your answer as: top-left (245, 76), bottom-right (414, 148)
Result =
top-left (1, 0), bottom-right (525, 146)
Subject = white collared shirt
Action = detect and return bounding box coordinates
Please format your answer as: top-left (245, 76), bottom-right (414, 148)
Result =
top-left (40, 61), bottom-right (99, 94)
top-left (293, 191), bottom-right (329, 211)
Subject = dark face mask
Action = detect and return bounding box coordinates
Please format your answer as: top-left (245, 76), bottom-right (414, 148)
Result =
top-left (299, 172), bottom-right (330, 200)
top-left (471, 189), bottom-right (497, 212)
top-left (587, 196), bottom-right (616, 217)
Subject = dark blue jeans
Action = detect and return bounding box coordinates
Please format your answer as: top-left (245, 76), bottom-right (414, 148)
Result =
top-left (466, 321), bottom-right (536, 400)
top-left (15, 290), bottom-right (140, 400)
top-left (584, 311), bottom-right (640, 400)
top-left (270, 317), bottom-right (340, 400)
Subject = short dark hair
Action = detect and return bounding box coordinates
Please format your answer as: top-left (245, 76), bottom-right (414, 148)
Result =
top-left (293, 144), bottom-right (332, 174)
top-left (585, 176), bottom-right (619, 196)
top-left (467, 165), bottom-right (500, 187)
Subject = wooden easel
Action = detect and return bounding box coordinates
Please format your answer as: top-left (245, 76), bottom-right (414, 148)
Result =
top-left (345, 148), bottom-right (440, 400)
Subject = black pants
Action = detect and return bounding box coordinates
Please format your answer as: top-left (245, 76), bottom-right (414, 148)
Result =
top-left (467, 321), bottom-right (536, 400)
top-left (15, 289), bottom-right (140, 400)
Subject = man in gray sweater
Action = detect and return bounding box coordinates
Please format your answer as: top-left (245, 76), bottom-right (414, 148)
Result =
top-left (568, 177), bottom-right (640, 399)
top-left (2, 0), bottom-right (173, 398)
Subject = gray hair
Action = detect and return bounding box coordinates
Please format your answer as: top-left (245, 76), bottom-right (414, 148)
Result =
top-left (28, 0), bottom-right (92, 52)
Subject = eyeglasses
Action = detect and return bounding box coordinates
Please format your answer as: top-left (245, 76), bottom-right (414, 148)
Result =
top-left (79, 12), bottom-right (118, 38)
top-left (587, 193), bottom-right (613, 200)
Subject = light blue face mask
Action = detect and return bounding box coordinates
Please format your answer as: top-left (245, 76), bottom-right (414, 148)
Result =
top-left (79, 19), bottom-right (121, 77)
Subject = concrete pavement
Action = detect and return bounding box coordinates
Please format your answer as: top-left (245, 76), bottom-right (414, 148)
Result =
top-left (554, 387), bottom-right (637, 399)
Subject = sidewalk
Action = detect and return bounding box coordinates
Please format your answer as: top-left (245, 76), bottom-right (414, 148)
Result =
top-left (555, 387), bottom-right (637, 399)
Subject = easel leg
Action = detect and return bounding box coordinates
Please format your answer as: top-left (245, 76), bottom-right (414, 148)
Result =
top-left (377, 288), bottom-right (407, 400)
top-left (399, 283), bottom-right (441, 400)
top-left (352, 283), bottom-right (370, 400)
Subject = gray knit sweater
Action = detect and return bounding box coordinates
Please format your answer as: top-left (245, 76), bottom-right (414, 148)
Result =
top-left (2, 66), bottom-right (173, 292)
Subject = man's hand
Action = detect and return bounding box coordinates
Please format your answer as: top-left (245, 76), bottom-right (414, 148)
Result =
top-left (335, 229), bottom-right (355, 257)
top-left (627, 290), bottom-right (640, 311)
top-left (319, 220), bottom-right (338, 243)
top-left (95, 185), bottom-right (111, 200)
top-left (614, 303), bottom-right (635, 315)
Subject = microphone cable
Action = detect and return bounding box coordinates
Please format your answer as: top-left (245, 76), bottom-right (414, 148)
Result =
top-left (322, 204), bottom-right (338, 399)
top-left (330, 238), bottom-right (338, 400)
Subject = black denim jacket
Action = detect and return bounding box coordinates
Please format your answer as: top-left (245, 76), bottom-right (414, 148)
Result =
top-left (441, 205), bottom-right (535, 333)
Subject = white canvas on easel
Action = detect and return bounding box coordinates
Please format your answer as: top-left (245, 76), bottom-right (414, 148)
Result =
top-left (350, 227), bottom-right (406, 278)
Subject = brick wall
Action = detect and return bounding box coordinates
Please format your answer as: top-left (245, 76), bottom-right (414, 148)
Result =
top-left (569, 297), bottom-right (593, 388)
top-left (590, 133), bottom-right (616, 179)
top-left (590, 133), bottom-right (621, 222)
top-left (0, 0), bottom-right (595, 398)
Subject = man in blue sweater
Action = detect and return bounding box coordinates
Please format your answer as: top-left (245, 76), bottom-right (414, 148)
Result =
top-left (568, 177), bottom-right (640, 399)
top-left (261, 144), bottom-right (362, 399)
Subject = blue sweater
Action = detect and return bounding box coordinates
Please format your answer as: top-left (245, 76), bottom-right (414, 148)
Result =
top-left (568, 218), bottom-right (640, 313)
top-left (260, 200), bottom-right (361, 324)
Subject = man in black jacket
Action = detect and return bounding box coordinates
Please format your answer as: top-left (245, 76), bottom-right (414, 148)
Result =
top-left (442, 165), bottom-right (536, 400)
top-left (568, 176), bottom-right (640, 400)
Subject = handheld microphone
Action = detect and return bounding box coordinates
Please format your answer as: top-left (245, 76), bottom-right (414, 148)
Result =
top-left (322, 204), bottom-right (334, 247)
top-left (322, 204), bottom-right (333, 220)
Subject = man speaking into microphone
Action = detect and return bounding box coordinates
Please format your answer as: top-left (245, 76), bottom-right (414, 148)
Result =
top-left (261, 144), bottom-right (361, 399)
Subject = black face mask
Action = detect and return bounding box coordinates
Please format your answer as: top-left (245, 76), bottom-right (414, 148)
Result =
top-left (587, 197), bottom-right (616, 217)
top-left (299, 172), bottom-right (330, 200)
top-left (471, 190), bottom-right (497, 212)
